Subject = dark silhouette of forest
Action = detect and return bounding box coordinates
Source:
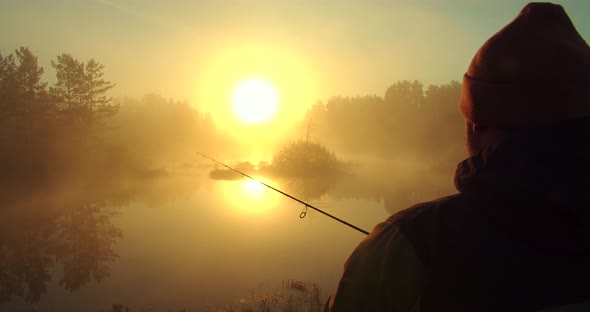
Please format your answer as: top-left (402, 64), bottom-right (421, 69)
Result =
top-left (0, 47), bottom-right (123, 303)
top-left (303, 80), bottom-right (464, 162)
top-left (299, 80), bottom-right (466, 213)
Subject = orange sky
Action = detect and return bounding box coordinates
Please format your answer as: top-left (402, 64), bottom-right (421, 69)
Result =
top-left (1, 0), bottom-right (589, 131)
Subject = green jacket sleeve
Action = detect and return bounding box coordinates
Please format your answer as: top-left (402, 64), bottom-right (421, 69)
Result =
top-left (324, 221), bottom-right (426, 312)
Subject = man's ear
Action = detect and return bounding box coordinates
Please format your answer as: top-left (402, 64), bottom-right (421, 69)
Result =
top-left (472, 123), bottom-right (487, 134)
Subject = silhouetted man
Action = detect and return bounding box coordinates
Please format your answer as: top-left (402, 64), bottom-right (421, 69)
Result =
top-left (325, 3), bottom-right (590, 311)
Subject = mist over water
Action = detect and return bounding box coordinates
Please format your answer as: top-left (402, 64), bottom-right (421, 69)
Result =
top-left (1, 47), bottom-right (464, 311)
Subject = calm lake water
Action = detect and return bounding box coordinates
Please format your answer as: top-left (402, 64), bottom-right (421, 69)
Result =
top-left (3, 169), bottom-right (392, 312)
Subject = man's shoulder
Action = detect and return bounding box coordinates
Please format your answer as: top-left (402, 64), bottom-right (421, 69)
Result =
top-left (346, 194), bottom-right (468, 264)
top-left (327, 194), bottom-right (473, 311)
top-left (379, 193), bottom-right (469, 269)
top-left (385, 193), bottom-right (466, 228)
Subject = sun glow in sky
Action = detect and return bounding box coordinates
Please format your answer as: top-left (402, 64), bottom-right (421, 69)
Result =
top-left (231, 78), bottom-right (279, 124)
top-left (195, 43), bottom-right (317, 139)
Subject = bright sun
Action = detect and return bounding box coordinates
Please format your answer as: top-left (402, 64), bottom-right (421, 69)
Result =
top-left (231, 78), bottom-right (279, 124)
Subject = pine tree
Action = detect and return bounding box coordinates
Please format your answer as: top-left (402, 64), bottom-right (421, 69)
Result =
top-left (51, 54), bottom-right (117, 126)
top-left (84, 59), bottom-right (117, 122)
top-left (50, 53), bottom-right (85, 113)
top-left (0, 47), bottom-right (49, 141)
top-left (0, 52), bottom-right (18, 120)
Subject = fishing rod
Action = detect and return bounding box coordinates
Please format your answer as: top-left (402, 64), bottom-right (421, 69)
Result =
top-left (197, 152), bottom-right (370, 235)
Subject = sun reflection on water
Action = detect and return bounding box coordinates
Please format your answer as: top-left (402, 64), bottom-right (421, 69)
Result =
top-left (220, 179), bottom-right (280, 215)
top-left (242, 179), bottom-right (266, 196)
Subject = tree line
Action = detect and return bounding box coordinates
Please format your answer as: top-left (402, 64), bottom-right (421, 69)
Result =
top-left (0, 47), bottom-right (124, 304)
top-left (303, 80), bottom-right (465, 164)
top-left (0, 47), bottom-right (117, 135)
top-left (295, 80), bottom-right (466, 213)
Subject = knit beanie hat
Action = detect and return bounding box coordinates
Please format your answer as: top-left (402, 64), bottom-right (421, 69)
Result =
top-left (459, 2), bottom-right (590, 127)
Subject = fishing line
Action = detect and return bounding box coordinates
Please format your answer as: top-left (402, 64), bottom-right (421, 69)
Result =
top-left (197, 152), bottom-right (369, 235)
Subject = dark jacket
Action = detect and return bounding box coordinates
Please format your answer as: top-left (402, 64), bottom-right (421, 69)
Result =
top-left (325, 118), bottom-right (590, 312)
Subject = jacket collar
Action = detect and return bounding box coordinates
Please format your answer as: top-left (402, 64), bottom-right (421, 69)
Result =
top-left (453, 117), bottom-right (590, 253)
top-left (455, 117), bottom-right (590, 195)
